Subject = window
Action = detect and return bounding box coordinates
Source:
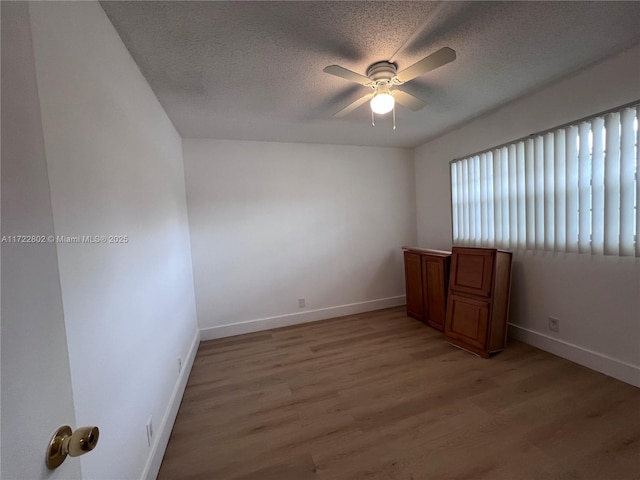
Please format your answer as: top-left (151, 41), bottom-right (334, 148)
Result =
top-left (450, 103), bottom-right (639, 257)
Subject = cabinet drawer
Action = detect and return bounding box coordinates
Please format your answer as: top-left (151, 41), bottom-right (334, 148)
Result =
top-left (449, 247), bottom-right (495, 297)
top-left (445, 294), bottom-right (489, 350)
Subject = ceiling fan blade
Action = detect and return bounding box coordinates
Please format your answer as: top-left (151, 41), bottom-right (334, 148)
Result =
top-left (323, 65), bottom-right (371, 85)
top-left (396, 47), bottom-right (456, 83)
top-left (393, 89), bottom-right (426, 111)
top-left (333, 93), bottom-right (374, 118)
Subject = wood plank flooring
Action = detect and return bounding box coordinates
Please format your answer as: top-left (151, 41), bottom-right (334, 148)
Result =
top-left (158, 307), bottom-right (640, 480)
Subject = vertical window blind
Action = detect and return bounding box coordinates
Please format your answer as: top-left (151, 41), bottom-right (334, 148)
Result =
top-left (450, 103), bottom-right (639, 257)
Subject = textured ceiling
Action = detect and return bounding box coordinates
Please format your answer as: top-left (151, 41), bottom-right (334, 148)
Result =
top-left (100, 1), bottom-right (640, 148)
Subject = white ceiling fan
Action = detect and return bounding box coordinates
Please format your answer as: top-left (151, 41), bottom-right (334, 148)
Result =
top-left (323, 47), bottom-right (456, 121)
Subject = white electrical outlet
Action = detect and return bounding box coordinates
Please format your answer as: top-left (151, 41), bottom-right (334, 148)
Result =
top-left (298, 298), bottom-right (306, 308)
top-left (548, 316), bottom-right (560, 333)
top-left (146, 416), bottom-right (153, 447)
top-left (178, 356), bottom-right (183, 374)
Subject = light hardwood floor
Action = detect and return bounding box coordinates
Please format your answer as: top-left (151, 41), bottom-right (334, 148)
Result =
top-left (158, 307), bottom-right (640, 480)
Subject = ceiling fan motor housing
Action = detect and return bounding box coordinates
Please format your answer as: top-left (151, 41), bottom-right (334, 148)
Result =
top-left (366, 61), bottom-right (398, 82)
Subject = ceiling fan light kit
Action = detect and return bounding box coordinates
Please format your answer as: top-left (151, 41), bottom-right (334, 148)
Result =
top-left (323, 47), bottom-right (457, 129)
top-left (367, 62), bottom-right (398, 116)
top-left (370, 89), bottom-right (395, 115)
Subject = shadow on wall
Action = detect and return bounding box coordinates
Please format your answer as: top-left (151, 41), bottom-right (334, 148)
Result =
top-left (365, 248), bottom-right (405, 301)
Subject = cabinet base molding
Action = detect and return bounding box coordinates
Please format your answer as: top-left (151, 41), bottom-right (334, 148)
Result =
top-left (445, 338), bottom-right (505, 359)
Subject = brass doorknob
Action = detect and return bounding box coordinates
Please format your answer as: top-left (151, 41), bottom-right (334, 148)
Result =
top-left (46, 425), bottom-right (99, 469)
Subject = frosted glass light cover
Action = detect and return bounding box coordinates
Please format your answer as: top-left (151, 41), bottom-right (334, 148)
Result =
top-left (370, 93), bottom-right (394, 115)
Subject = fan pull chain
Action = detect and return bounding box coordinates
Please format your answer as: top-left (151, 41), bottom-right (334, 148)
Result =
top-left (370, 107), bottom-right (397, 129)
top-left (393, 104), bottom-right (396, 130)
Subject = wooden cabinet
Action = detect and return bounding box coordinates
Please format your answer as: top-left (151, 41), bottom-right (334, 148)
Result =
top-left (446, 295), bottom-right (490, 351)
top-left (445, 247), bottom-right (512, 357)
top-left (404, 251), bottom-right (424, 320)
top-left (421, 255), bottom-right (450, 330)
top-left (403, 247), bottom-right (451, 331)
top-left (448, 247), bottom-right (495, 297)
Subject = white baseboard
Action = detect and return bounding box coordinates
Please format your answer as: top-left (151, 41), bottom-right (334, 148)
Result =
top-left (508, 323), bottom-right (640, 388)
top-left (200, 296), bottom-right (406, 341)
top-left (142, 328), bottom-right (201, 480)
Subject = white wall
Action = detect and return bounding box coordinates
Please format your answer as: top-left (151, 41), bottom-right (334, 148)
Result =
top-left (415, 43), bottom-right (640, 386)
top-left (1, 3), bottom-right (80, 478)
top-left (184, 139), bottom-right (416, 336)
top-left (26, 2), bottom-right (198, 479)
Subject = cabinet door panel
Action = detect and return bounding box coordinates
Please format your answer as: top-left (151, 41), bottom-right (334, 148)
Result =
top-left (450, 248), bottom-right (495, 297)
top-left (422, 256), bottom-right (447, 330)
top-left (404, 252), bottom-right (423, 320)
top-left (445, 294), bottom-right (489, 350)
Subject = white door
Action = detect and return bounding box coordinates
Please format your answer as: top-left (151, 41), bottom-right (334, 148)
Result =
top-left (1, 3), bottom-right (81, 478)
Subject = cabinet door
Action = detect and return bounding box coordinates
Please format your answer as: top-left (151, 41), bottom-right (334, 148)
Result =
top-left (421, 255), bottom-right (447, 330)
top-left (445, 294), bottom-right (489, 351)
top-left (404, 252), bottom-right (423, 321)
top-left (449, 247), bottom-right (495, 297)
